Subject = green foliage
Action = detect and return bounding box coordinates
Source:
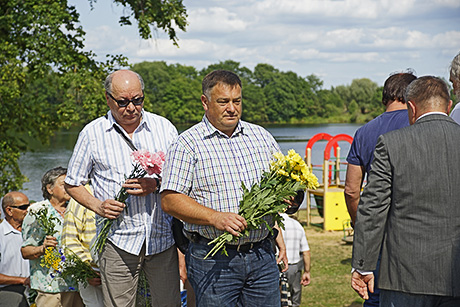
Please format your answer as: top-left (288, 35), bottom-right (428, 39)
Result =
top-left (0, 0), bottom-right (187, 195)
top-left (103, 0), bottom-right (187, 46)
top-left (133, 61), bottom-right (202, 123)
top-left (134, 60), bottom-right (383, 127)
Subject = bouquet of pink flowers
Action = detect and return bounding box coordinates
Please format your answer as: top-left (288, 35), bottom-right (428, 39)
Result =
top-left (93, 150), bottom-right (165, 253)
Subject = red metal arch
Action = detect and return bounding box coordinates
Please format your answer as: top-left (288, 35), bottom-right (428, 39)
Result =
top-left (305, 133), bottom-right (333, 158)
top-left (324, 134), bottom-right (353, 160)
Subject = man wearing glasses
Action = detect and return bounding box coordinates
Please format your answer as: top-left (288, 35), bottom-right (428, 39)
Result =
top-left (65, 70), bottom-right (180, 306)
top-left (0, 192), bottom-right (30, 307)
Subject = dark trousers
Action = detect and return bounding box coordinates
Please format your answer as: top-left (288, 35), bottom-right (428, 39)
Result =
top-left (0, 285), bottom-right (28, 307)
top-left (380, 290), bottom-right (460, 307)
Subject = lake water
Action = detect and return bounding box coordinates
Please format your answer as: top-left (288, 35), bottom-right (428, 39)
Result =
top-left (18, 123), bottom-right (362, 202)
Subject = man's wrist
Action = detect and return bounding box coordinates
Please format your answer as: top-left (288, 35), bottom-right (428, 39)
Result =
top-left (154, 177), bottom-right (160, 193)
top-left (351, 268), bottom-right (373, 275)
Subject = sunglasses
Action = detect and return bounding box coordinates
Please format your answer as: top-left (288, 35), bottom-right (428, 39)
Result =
top-left (108, 92), bottom-right (144, 108)
top-left (9, 203), bottom-right (30, 210)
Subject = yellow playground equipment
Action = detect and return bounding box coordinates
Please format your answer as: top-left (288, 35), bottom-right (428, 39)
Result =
top-left (305, 133), bottom-right (353, 231)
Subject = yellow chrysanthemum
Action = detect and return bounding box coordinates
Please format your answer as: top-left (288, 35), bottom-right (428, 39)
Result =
top-left (277, 169), bottom-right (289, 177)
top-left (291, 173), bottom-right (300, 181)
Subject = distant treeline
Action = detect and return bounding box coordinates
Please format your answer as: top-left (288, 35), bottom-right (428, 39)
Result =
top-left (133, 60), bottom-right (385, 125)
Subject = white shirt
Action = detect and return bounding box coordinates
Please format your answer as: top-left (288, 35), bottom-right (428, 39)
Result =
top-left (65, 110), bottom-right (178, 255)
top-left (450, 102), bottom-right (460, 124)
top-left (280, 213), bottom-right (310, 264)
top-left (0, 220), bottom-right (29, 287)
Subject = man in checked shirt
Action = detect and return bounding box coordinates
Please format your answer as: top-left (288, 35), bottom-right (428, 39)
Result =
top-left (161, 70), bottom-right (290, 306)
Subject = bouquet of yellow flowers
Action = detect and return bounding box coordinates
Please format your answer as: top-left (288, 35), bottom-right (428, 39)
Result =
top-left (29, 203), bottom-right (98, 287)
top-left (205, 149), bottom-right (319, 259)
top-left (41, 246), bottom-right (98, 287)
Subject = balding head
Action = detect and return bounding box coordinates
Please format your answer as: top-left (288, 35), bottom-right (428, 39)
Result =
top-left (2, 191), bottom-right (29, 224)
top-left (2, 191), bottom-right (28, 211)
top-left (104, 70), bottom-right (144, 96)
top-left (405, 76), bottom-right (452, 124)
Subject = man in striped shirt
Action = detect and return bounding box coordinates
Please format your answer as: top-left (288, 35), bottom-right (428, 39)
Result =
top-left (161, 70), bottom-right (288, 306)
top-left (64, 70), bottom-right (180, 307)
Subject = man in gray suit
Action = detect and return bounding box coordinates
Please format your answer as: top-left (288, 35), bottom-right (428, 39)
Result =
top-left (351, 76), bottom-right (460, 306)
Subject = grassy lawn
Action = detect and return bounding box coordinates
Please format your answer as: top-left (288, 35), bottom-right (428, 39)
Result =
top-left (295, 209), bottom-right (364, 307)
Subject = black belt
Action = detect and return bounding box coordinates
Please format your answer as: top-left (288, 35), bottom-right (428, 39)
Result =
top-left (187, 232), bottom-right (268, 253)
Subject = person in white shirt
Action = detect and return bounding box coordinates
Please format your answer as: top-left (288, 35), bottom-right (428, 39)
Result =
top-left (0, 192), bottom-right (30, 307)
top-left (279, 213), bottom-right (311, 307)
top-left (449, 51), bottom-right (460, 123)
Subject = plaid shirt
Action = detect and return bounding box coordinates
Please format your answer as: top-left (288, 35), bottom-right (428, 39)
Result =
top-left (161, 116), bottom-right (280, 244)
top-left (65, 110), bottom-right (178, 256)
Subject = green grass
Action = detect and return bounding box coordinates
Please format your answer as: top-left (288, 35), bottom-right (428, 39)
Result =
top-left (297, 209), bottom-right (364, 307)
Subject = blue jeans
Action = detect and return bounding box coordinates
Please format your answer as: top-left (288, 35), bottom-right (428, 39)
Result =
top-left (186, 240), bottom-right (281, 307)
top-left (380, 290), bottom-right (460, 307)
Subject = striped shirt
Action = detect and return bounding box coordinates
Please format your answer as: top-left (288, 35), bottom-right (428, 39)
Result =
top-left (280, 213), bottom-right (309, 264)
top-left (62, 185), bottom-right (98, 265)
top-left (161, 116), bottom-right (280, 244)
top-left (65, 110), bottom-right (178, 255)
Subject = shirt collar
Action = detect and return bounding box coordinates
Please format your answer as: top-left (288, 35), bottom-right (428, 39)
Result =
top-left (0, 219), bottom-right (20, 235)
top-left (416, 111), bottom-right (447, 122)
top-left (105, 110), bottom-right (149, 132)
top-left (201, 115), bottom-right (244, 138)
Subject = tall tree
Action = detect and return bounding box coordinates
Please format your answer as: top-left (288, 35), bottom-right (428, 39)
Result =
top-left (0, 0), bottom-right (187, 195)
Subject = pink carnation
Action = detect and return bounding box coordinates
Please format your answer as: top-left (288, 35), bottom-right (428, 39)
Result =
top-left (131, 150), bottom-right (165, 176)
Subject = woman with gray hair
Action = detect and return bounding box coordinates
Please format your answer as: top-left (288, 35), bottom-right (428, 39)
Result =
top-left (449, 52), bottom-right (460, 123)
top-left (21, 167), bottom-right (83, 307)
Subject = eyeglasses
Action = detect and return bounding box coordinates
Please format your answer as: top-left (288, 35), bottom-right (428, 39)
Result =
top-left (9, 203), bottom-right (30, 210)
top-left (107, 92), bottom-right (144, 108)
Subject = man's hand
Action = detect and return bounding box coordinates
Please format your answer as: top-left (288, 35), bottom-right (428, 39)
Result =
top-left (123, 177), bottom-right (158, 196)
top-left (351, 271), bottom-right (374, 300)
top-left (301, 271), bottom-right (311, 286)
top-left (178, 249), bottom-right (187, 284)
top-left (43, 235), bottom-right (58, 249)
top-left (277, 250), bottom-right (289, 272)
top-left (23, 277), bottom-right (30, 287)
top-left (97, 199), bottom-right (125, 219)
top-left (87, 277), bottom-right (102, 287)
top-left (210, 211), bottom-right (247, 237)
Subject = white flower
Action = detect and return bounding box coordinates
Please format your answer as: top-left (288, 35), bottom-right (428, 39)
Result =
top-left (28, 200), bottom-right (48, 213)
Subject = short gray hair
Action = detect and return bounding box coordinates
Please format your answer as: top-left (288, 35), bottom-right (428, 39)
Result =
top-left (451, 52), bottom-right (460, 81)
top-left (1, 194), bottom-right (14, 211)
top-left (404, 76), bottom-right (450, 112)
top-left (450, 52), bottom-right (460, 97)
top-left (41, 167), bottom-right (67, 200)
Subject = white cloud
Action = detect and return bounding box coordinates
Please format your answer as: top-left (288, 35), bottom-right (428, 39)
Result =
top-left (187, 7), bottom-right (249, 33)
top-left (72, 0), bottom-right (460, 87)
top-left (252, 0), bottom-right (419, 19)
top-left (433, 31), bottom-right (460, 49)
top-left (289, 48), bottom-right (381, 63)
top-left (404, 31), bottom-right (432, 48)
top-left (434, 0), bottom-right (460, 7)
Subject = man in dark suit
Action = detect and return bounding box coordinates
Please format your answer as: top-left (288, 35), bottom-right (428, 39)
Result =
top-left (351, 76), bottom-right (460, 306)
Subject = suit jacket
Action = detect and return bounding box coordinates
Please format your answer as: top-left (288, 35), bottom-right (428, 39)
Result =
top-left (352, 114), bottom-right (460, 296)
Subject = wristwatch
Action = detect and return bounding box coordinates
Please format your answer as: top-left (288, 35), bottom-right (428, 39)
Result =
top-left (154, 177), bottom-right (161, 193)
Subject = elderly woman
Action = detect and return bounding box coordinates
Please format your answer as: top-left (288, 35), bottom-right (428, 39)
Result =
top-left (21, 167), bottom-right (83, 307)
top-left (449, 51), bottom-right (460, 123)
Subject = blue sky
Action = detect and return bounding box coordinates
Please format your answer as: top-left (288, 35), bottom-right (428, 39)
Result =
top-left (70, 0), bottom-right (460, 88)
